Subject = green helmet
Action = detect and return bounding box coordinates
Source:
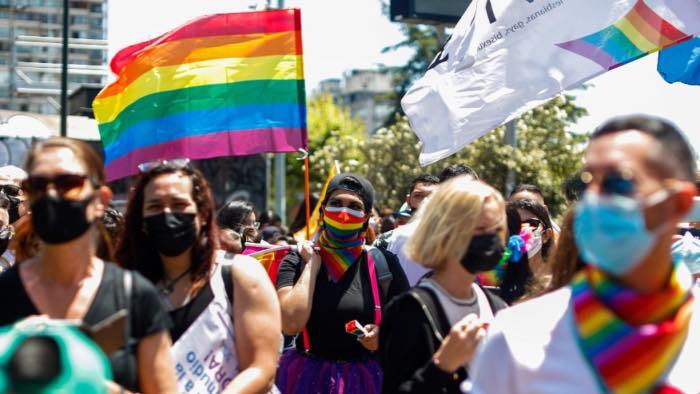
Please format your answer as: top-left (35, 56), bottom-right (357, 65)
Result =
top-left (0, 320), bottom-right (111, 393)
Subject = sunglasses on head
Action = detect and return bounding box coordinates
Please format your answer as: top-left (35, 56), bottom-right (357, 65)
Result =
top-left (137, 158), bottom-right (191, 173)
top-left (22, 174), bottom-right (91, 197)
top-left (580, 169), bottom-right (636, 197)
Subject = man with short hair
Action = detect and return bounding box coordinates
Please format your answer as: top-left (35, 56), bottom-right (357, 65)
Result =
top-left (472, 115), bottom-right (700, 393)
top-left (437, 163), bottom-right (479, 183)
top-left (376, 168), bottom-right (475, 285)
top-left (405, 173), bottom-right (440, 214)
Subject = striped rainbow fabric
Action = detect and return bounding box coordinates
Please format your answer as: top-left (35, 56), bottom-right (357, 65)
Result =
top-left (93, 9), bottom-right (307, 181)
top-left (570, 265), bottom-right (694, 393)
top-left (557, 0), bottom-right (691, 70)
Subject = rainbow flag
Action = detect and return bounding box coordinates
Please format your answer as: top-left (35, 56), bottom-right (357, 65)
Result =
top-left (556, 0), bottom-right (691, 70)
top-left (243, 243), bottom-right (291, 284)
top-left (93, 9), bottom-right (307, 181)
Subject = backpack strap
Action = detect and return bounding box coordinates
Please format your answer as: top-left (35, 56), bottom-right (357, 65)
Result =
top-left (372, 230), bottom-right (392, 250)
top-left (365, 246), bottom-right (393, 300)
top-left (366, 250), bottom-right (382, 326)
top-left (221, 264), bottom-right (234, 305)
top-left (477, 283), bottom-right (508, 314)
top-left (121, 270), bottom-right (133, 394)
top-left (406, 288), bottom-right (446, 342)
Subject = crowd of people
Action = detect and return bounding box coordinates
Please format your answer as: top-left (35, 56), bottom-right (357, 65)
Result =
top-left (0, 114), bottom-right (699, 394)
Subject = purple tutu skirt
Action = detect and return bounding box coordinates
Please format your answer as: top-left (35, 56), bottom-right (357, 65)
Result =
top-left (275, 349), bottom-right (382, 394)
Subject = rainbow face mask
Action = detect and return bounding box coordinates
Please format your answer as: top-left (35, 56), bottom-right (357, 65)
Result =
top-left (319, 206), bottom-right (367, 282)
top-left (322, 206), bottom-right (366, 240)
top-left (520, 224), bottom-right (543, 259)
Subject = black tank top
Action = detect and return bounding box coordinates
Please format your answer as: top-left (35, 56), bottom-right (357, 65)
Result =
top-left (167, 265), bottom-right (233, 343)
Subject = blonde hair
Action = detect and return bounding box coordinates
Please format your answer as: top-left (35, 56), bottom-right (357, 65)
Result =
top-left (405, 177), bottom-right (505, 270)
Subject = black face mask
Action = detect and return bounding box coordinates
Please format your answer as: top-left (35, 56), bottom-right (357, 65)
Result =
top-left (144, 212), bottom-right (198, 257)
top-left (0, 226), bottom-right (12, 255)
top-left (31, 195), bottom-right (93, 244)
top-left (460, 234), bottom-right (505, 274)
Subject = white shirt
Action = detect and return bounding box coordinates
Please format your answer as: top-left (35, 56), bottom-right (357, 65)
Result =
top-left (421, 279), bottom-right (480, 327)
top-left (470, 286), bottom-right (700, 394)
top-left (385, 221), bottom-right (430, 285)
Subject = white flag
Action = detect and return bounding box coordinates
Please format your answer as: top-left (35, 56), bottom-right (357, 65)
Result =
top-left (402, 0), bottom-right (700, 166)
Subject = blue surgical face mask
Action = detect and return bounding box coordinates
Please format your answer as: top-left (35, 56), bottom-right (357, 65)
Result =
top-left (672, 231), bottom-right (700, 275)
top-left (573, 190), bottom-right (670, 276)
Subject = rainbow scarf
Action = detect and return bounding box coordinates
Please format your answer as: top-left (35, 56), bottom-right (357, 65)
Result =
top-left (570, 263), bottom-right (694, 394)
top-left (318, 208), bottom-right (366, 282)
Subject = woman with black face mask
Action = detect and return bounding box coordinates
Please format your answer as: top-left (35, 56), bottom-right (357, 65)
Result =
top-left (379, 177), bottom-right (509, 394)
top-left (116, 160), bottom-right (281, 394)
top-left (0, 138), bottom-right (177, 394)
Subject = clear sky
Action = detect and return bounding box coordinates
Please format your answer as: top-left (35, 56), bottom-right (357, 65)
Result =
top-left (108, 0), bottom-right (699, 154)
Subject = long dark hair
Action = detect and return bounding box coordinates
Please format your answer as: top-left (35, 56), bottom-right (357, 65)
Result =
top-left (499, 204), bottom-right (532, 304)
top-left (116, 165), bottom-right (218, 291)
top-left (509, 198), bottom-right (553, 257)
top-left (217, 200), bottom-right (255, 233)
top-left (500, 199), bottom-right (555, 304)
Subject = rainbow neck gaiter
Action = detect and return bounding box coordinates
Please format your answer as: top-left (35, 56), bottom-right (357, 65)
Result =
top-left (570, 263), bottom-right (694, 393)
top-left (318, 207), bottom-right (366, 282)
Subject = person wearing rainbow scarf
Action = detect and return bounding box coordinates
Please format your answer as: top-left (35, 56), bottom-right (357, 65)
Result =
top-left (471, 115), bottom-right (700, 394)
top-left (276, 173), bottom-right (409, 394)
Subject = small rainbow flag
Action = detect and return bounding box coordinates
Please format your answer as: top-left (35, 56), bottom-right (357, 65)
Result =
top-left (557, 0), bottom-right (691, 70)
top-left (93, 9), bottom-right (307, 181)
top-left (243, 243), bottom-right (291, 284)
top-left (344, 320), bottom-right (368, 338)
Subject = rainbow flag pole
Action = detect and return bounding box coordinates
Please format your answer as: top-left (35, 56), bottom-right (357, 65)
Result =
top-left (93, 9), bottom-right (307, 181)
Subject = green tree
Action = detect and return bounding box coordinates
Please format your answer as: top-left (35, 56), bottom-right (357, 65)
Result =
top-left (354, 94), bottom-right (588, 217)
top-left (283, 93), bottom-right (367, 213)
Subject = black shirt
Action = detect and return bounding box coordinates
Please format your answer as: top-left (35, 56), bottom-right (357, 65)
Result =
top-left (379, 286), bottom-right (508, 394)
top-left (276, 249), bottom-right (409, 361)
top-left (0, 262), bottom-right (171, 392)
top-left (169, 282), bottom-right (213, 343)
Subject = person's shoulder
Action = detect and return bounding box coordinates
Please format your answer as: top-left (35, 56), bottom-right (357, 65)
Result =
top-left (373, 246), bottom-right (399, 264)
top-left (226, 254), bottom-right (270, 286)
top-left (281, 249), bottom-right (303, 264)
top-left (482, 287), bottom-right (573, 364)
top-left (102, 261), bottom-right (159, 296)
top-left (493, 287), bottom-right (572, 334)
top-left (384, 286), bottom-right (429, 319)
top-left (392, 221), bottom-right (418, 238)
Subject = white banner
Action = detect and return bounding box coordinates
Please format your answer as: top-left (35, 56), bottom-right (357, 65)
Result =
top-left (402, 0), bottom-right (700, 166)
top-left (171, 264), bottom-right (238, 394)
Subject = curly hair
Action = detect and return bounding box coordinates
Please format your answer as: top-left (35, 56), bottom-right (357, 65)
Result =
top-left (116, 164), bottom-right (218, 292)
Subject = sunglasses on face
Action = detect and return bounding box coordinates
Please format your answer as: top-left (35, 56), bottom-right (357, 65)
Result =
top-left (678, 227), bottom-right (700, 238)
top-left (0, 184), bottom-right (21, 197)
top-left (137, 158), bottom-right (191, 173)
top-left (581, 170), bottom-right (636, 197)
top-left (521, 218), bottom-right (543, 228)
top-left (22, 174), bottom-right (91, 198)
